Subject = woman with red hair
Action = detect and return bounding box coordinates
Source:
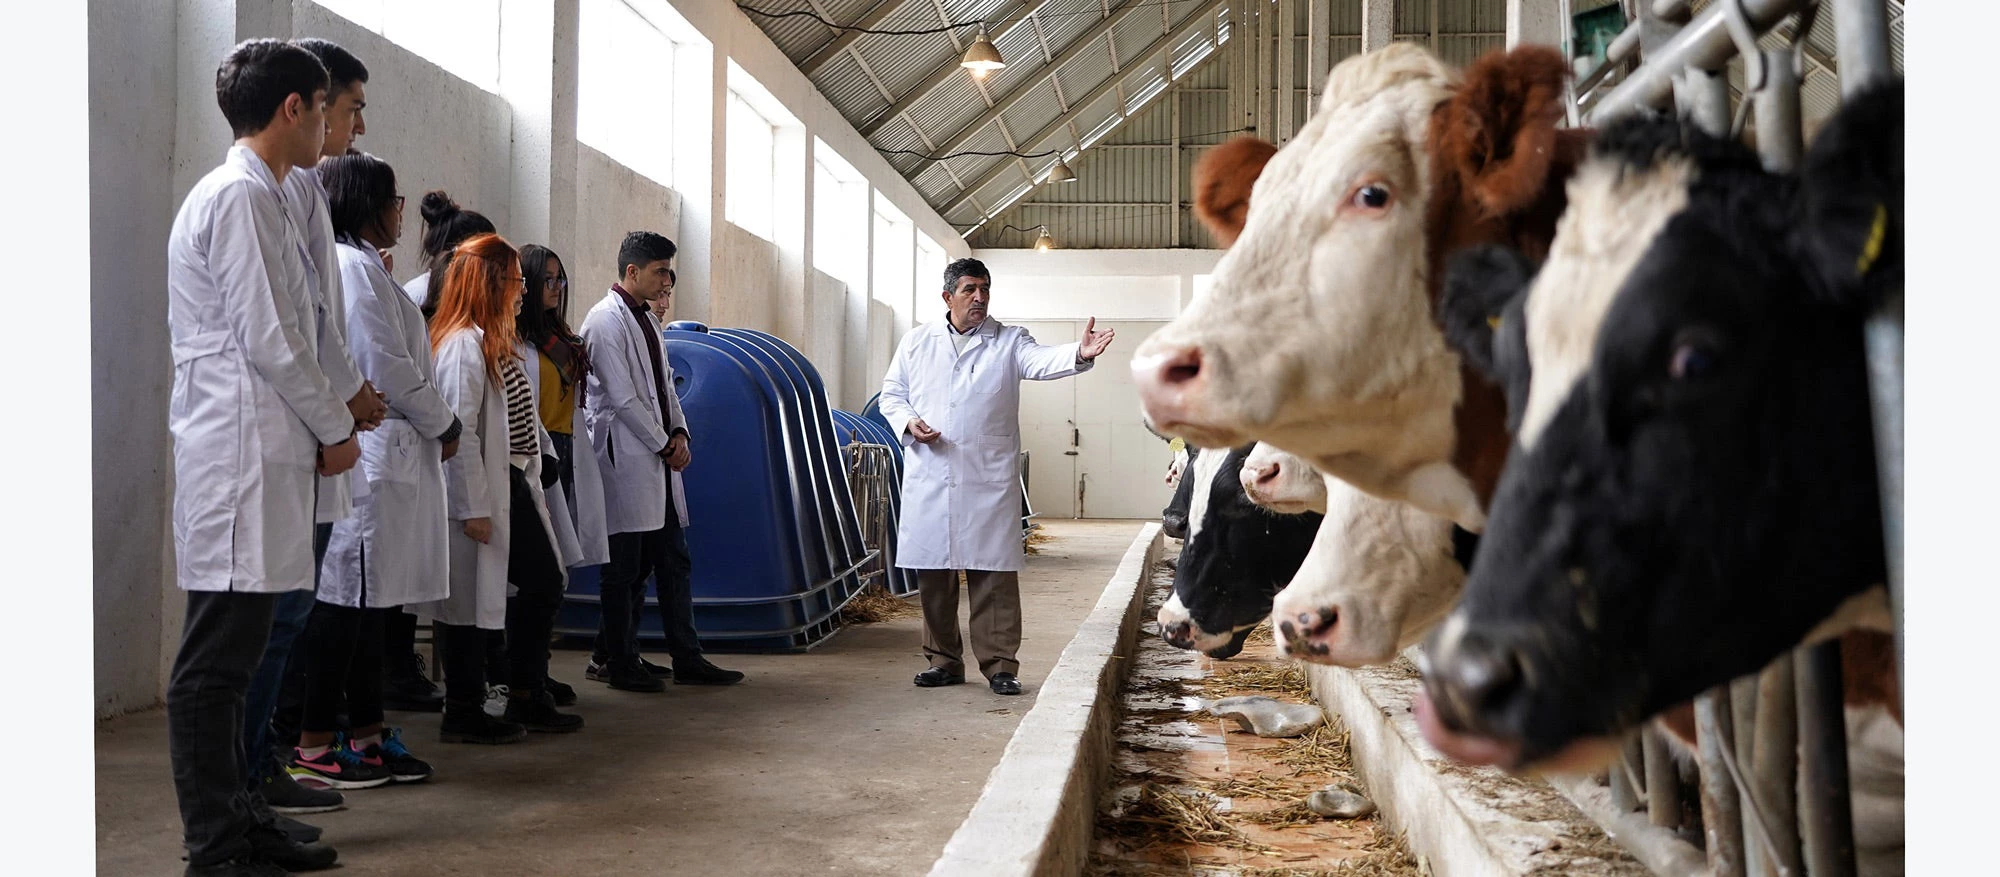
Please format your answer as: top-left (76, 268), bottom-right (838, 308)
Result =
top-left (416, 233), bottom-right (577, 743)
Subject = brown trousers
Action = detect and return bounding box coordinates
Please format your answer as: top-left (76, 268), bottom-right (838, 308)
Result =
top-left (916, 569), bottom-right (1022, 678)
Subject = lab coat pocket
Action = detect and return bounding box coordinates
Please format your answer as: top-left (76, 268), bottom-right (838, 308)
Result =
top-left (368, 422), bottom-right (425, 486)
top-left (968, 436), bottom-right (1019, 484)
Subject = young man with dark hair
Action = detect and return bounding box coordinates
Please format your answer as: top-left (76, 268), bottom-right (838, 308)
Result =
top-left (579, 232), bottom-right (743, 691)
top-left (167, 38), bottom-right (361, 876)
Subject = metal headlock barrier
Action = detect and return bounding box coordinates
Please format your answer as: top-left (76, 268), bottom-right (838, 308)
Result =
top-left (842, 441), bottom-right (900, 594)
top-left (1568, 2), bottom-right (1901, 876)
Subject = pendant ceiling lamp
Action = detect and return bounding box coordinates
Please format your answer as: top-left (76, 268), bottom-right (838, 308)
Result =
top-left (1044, 156), bottom-right (1077, 184)
top-left (961, 26), bottom-right (1006, 77)
top-left (1034, 226), bottom-right (1057, 251)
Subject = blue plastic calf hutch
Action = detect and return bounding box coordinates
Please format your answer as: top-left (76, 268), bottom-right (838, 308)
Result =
top-left (555, 321), bottom-right (871, 653)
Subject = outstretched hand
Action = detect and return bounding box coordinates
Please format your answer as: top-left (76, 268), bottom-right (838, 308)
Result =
top-left (1079, 317), bottom-right (1116, 361)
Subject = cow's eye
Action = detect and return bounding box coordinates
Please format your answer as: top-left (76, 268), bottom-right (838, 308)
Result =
top-left (1669, 342), bottom-right (1717, 380)
top-left (1352, 184), bottom-right (1391, 210)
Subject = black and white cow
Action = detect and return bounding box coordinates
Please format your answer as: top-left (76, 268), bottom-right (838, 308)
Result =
top-left (1161, 446), bottom-right (1198, 541)
top-left (1158, 444), bottom-right (1324, 659)
top-left (1414, 79), bottom-right (1903, 772)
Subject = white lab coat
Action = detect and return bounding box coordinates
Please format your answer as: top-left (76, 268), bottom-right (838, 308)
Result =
top-left (878, 317), bottom-right (1090, 572)
top-left (520, 339), bottom-right (610, 569)
top-left (414, 329), bottom-right (563, 630)
top-left (580, 290), bottom-right (690, 535)
top-left (283, 165), bottom-right (366, 525)
top-left (401, 271), bottom-right (429, 309)
top-left (166, 145), bottom-right (357, 593)
top-left (319, 241), bottom-right (456, 609)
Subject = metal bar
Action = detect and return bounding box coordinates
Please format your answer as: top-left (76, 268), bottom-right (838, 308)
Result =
top-left (1753, 654), bottom-right (1802, 877)
top-left (856, 0), bottom-right (1061, 136)
top-left (1645, 726), bottom-right (1683, 829)
top-left (925, 0), bottom-right (1163, 154)
top-left (1588, 0), bottom-right (1814, 124)
top-left (1753, 47), bottom-right (1805, 173)
top-left (1796, 641), bottom-right (1857, 877)
top-left (1574, 23), bottom-right (1641, 101)
top-left (1832, 0), bottom-right (1894, 91)
top-left (1171, 93), bottom-right (1181, 247)
top-left (1681, 67), bottom-right (1732, 136)
top-left (1655, 0), bottom-right (1692, 18)
top-left (1306, 0), bottom-right (1326, 118)
top-left (1612, 758), bottom-right (1640, 813)
top-left (1731, 676), bottom-right (1766, 877)
top-left (797, 0), bottom-right (903, 76)
top-left (1255, 0), bottom-right (1270, 142)
top-left (1277, 0), bottom-right (1296, 143)
top-left (941, 0), bottom-right (1229, 217)
top-left (1697, 690), bottom-right (1747, 877)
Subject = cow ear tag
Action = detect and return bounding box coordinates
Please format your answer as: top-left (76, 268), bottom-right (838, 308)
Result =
top-left (1486, 315), bottom-right (1503, 330)
top-left (1855, 202), bottom-right (1888, 277)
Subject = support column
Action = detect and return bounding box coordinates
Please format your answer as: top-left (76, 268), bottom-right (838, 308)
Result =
top-left (1506, 0), bottom-right (1565, 50)
top-left (671, 39), bottom-right (722, 326)
top-left (1305, 0), bottom-right (1327, 118)
top-left (773, 126), bottom-right (811, 347)
top-left (1276, 0), bottom-right (1295, 143)
top-left (1361, 0), bottom-right (1394, 53)
top-left (498, 0), bottom-right (580, 261)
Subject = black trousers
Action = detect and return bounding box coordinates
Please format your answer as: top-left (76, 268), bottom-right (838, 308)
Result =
top-left (382, 610), bottom-right (420, 678)
top-left (298, 602), bottom-right (386, 734)
top-left (594, 511), bottom-right (701, 665)
top-left (169, 590), bottom-right (279, 866)
top-left (506, 466), bottom-right (566, 696)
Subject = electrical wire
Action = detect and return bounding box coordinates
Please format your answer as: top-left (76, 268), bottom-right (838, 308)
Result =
top-left (738, 0), bottom-right (1220, 35)
top-left (878, 127), bottom-right (1254, 163)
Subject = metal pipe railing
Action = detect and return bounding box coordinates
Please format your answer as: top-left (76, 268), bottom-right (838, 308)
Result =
top-left (1587, 0), bottom-right (1815, 123)
top-left (1796, 642), bottom-right (1858, 877)
top-left (1697, 691), bottom-right (1747, 876)
top-left (1753, 655), bottom-right (1803, 876)
top-left (1645, 726), bottom-right (1684, 829)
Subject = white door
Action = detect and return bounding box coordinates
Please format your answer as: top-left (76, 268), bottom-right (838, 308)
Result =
top-left (1010, 319), bottom-right (1177, 520)
top-left (1013, 320), bottom-right (1078, 518)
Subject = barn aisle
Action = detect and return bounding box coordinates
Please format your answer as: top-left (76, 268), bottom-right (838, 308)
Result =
top-left (95, 520), bottom-right (1146, 876)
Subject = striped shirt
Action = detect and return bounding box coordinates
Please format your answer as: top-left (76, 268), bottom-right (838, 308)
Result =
top-left (502, 357), bottom-right (537, 461)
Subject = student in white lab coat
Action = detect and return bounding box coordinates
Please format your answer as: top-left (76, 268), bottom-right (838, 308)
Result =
top-left (417, 232), bottom-right (574, 743)
top-left (401, 191), bottom-right (495, 313)
top-left (580, 232), bottom-right (744, 691)
top-left (878, 258), bottom-right (1116, 697)
top-left (241, 37), bottom-right (386, 828)
top-left (288, 152), bottom-right (457, 793)
top-left (166, 39), bottom-right (358, 876)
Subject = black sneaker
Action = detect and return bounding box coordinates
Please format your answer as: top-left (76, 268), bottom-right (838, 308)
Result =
top-left (607, 659), bottom-right (666, 692)
top-left (639, 656), bottom-right (673, 679)
top-left (382, 653), bottom-right (444, 712)
top-left (672, 656), bottom-right (745, 686)
top-left (584, 658), bottom-right (611, 683)
top-left (246, 825), bottom-right (339, 871)
top-left (353, 728), bottom-right (433, 783)
top-left (914, 667), bottom-right (966, 687)
top-left (260, 757), bottom-right (345, 814)
top-left (270, 813), bottom-right (321, 844)
top-left (438, 707), bottom-right (527, 745)
top-left (185, 858), bottom-right (287, 877)
top-left (504, 690), bottom-right (585, 733)
top-left (545, 675), bottom-right (578, 706)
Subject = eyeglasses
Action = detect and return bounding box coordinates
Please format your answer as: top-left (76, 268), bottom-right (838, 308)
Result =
top-left (391, 195), bottom-right (406, 210)
top-left (543, 276), bottom-right (569, 290)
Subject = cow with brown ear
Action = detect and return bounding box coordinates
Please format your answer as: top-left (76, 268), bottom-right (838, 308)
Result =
top-left (1145, 43), bottom-right (1589, 666)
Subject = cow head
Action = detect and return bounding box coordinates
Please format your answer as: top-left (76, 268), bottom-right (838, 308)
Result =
top-left (1157, 444), bottom-right (1324, 655)
top-left (1133, 43), bottom-right (1582, 532)
top-left (1239, 442), bottom-right (1325, 514)
top-left (1270, 478), bottom-right (1465, 667)
top-left (1161, 445), bottom-right (1199, 540)
top-left (1415, 80), bottom-right (1904, 774)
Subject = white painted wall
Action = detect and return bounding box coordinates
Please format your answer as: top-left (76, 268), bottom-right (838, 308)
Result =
top-left (971, 249), bottom-right (1224, 321)
top-left (807, 269), bottom-right (850, 407)
top-left (571, 143), bottom-right (681, 324)
top-left (712, 223), bottom-right (781, 334)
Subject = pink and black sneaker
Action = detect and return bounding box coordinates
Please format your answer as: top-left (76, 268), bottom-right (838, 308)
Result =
top-left (289, 743), bottom-right (393, 790)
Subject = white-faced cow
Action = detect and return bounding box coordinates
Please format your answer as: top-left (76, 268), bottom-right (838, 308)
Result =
top-left (1413, 80), bottom-right (1903, 774)
top-left (1157, 444), bottom-right (1323, 658)
top-left (1133, 43), bottom-right (1586, 535)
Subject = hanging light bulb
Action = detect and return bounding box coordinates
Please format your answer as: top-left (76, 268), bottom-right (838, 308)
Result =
top-left (1034, 226), bottom-right (1057, 251)
top-left (961, 26), bottom-right (1006, 78)
top-left (1044, 156), bottom-right (1077, 184)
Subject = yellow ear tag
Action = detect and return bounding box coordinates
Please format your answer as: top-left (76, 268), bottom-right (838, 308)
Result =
top-left (1486, 315), bottom-right (1502, 330)
top-left (1856, 203), bottom-right (1887, 277)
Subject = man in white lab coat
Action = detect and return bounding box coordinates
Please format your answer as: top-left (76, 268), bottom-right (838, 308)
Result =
top-left (166, 40), bottom-right (364, 876)
top-left (878, 258), bottom-right (1116, 696)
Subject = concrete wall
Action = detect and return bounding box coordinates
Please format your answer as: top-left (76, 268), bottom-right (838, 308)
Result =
top-left (571, 144), bottom-right (681, 324)
top-left (808, 269), bottom-right (850, 408)
top-left (712, 223), bottom-right (781, 335)
top-left (970, 249), bottom-right (1224, 322)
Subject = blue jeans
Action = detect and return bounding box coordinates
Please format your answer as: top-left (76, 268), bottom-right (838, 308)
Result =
top-left (240, 524), bottom-right (329, 785)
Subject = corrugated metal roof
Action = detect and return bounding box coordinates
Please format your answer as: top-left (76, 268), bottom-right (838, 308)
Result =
top-left (999, 79), bottom-right (1067, 141)
top-left (812, 51), bottom-right (891, 119)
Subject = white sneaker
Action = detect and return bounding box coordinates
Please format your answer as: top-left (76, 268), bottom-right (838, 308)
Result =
top-left (482, 683), bottom-right (510, 718)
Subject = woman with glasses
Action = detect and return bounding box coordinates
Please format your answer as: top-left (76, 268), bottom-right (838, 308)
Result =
top-left (292, 152), bottom-right (455, 787)
top-left (511, 244), bottom-right (608, 716)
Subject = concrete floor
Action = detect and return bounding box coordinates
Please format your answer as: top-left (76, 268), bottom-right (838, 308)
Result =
top-left (96, 520), bottom-right (1146, 877)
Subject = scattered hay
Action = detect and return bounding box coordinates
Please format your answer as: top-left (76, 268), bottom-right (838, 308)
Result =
top-left (1240, 801), bottom-right (1324, 828)
top-left (1098, 783), bottom-right (1281, 855)
top-left (1198, 662), bottom-right (1314, 702)
top-left (1234, 824), bottom-right (1420, 876)
top-left (1244, 621), bottom-right (1275, 647)
top-left (1198, 774), bottom-right (1303, 802)
top-left (1272, 720), bottom-right (1357, 779)
top-left (1024, 526), bottom-right (1056, 555)
top-left (838, 584), bottom-right (922, 624)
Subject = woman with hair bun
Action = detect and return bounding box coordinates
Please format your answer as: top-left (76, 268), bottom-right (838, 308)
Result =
top-left (401, 190), bottom-right (495, 314)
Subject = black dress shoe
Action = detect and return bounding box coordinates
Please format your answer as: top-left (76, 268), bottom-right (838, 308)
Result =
top-left (914, 667), bottom-right (966, 688)
top-left (271, 812), bottom-right (322, 844)
top-left (247, 825), bottom-right (338, 871)
top-left (545, 675), bottom-right (578, 706)
top-left (185, 858), bottom-right (287, 877)
top-left (639, 656), bottom-right (674, 679)
top-left (505, 691), bottom-right (585, 733)
top-left (607, 660), bottom-right (666, 692)
top-left (989, 673), bottom-right (1023, 696)
top-left (672, 656), bottom-right (745, 686)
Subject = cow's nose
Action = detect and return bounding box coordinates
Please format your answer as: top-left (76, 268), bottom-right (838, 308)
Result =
top-left (1161, 619), bottom-right (1196, 649)
top-left (1131, 345), bottom-right (1206, 422)
top-left (1429, 634), bottom-right (1527, 728)
top-left (1277, 605), bottom-right (1339, 658)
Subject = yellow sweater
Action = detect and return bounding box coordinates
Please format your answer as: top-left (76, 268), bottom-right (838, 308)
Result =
top-left (537, 351), bottom-right (576, 435)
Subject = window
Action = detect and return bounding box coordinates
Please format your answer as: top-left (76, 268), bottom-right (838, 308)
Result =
top-left (872, 195), bottom-right (914, 325)
top-left (915, 235), bottom-right (946, 303)
top-left (317, 0), bottom-right (501, 92)
top-left (812, 140), bottom-right (868, 289)
top-left (726, 92), bottom-right (777, 240)
top-left (578, 0), bottom-right (680, 187)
